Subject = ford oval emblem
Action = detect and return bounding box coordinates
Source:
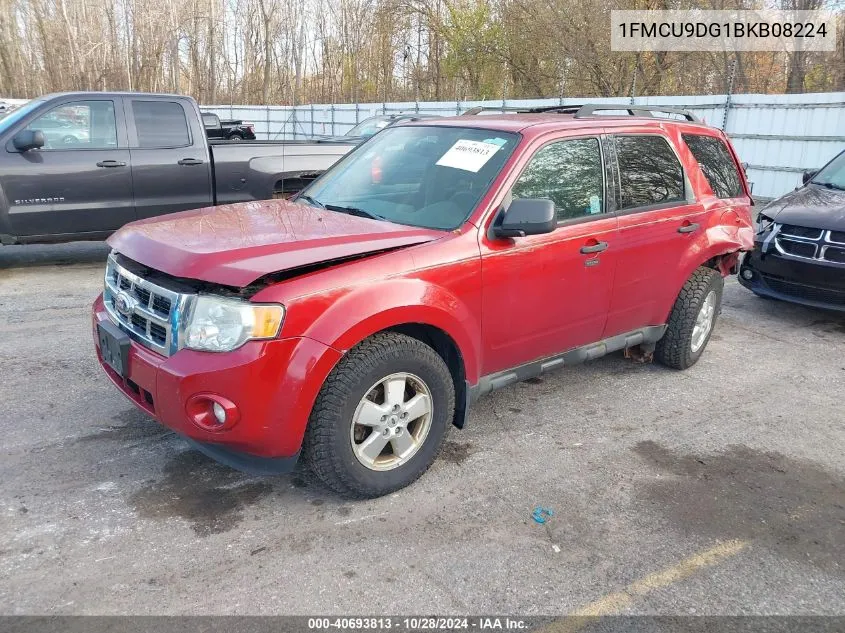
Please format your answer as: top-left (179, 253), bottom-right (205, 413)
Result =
top-left (114, 291), bottom-right (137, 318)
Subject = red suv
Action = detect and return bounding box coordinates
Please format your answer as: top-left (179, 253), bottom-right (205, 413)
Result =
top-left (92, 105), bottom-right (754, 497)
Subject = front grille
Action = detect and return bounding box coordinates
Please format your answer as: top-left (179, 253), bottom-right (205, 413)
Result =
top-left (762, 274), bottom-right (845, 306)
top-left (781, 224), bottom-right (823, 240)
top-left (103, 254), bottom-right (187, 356)
top-left (774, 225), bottom-right (845, 266)
top-left (824, 246), bottom-right (845, 264)
top-left (777, 238), bottom-right (816, 259)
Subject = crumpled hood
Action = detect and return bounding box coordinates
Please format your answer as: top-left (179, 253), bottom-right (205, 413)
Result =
top-left (760, 184), bottom-right (845, 232)
top-left (107, 199), bottom-right (443, 287)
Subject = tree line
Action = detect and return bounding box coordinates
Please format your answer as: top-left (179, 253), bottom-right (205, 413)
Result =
top-left (1, 0), bottom-right (843, 105)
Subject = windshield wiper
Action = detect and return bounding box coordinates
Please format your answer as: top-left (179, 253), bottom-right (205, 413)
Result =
top-left (814, 181), bottom-right (845, 192)
top-left (297, 194), bottom-right (325, 209)
top-left (324, 203), bottom-right (385, 221)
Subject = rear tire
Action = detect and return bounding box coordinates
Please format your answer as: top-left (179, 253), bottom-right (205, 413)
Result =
top-left (303, 332), bottom-right (455, 498)
top-left (655, 267), bottom-right (724, 370)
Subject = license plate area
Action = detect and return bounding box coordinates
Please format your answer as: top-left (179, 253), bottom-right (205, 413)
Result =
top-left (98, 320), bottom-right (131, 377)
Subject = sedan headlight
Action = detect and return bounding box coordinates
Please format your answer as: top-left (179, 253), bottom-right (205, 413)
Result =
top-left (183, 296), bottom-right (285, 352)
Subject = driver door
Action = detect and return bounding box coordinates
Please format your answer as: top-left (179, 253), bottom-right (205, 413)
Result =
top-left (2, 97), bottom-right (133, 238)
top-left (479, 134), bottom-right (619, 375)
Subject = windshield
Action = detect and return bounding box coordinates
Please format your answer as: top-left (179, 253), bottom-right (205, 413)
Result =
top-left (0, 100), bottom-right (43, 136)
top-left (300, 125), bottom-right (519, 231)
top-left (347, 116), bottom-right (394, 138)
top-left (812, 151), bottom-right (845, 190)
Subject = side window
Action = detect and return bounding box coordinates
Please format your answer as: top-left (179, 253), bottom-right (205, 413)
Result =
top-left (615, 135), bottom-right (685, 210)
top-left (682, 134), bottom-right (743, 199)
top-left (132, 101), bottom-right (190, 148)
top-left (511, 138), bottom-right (604, 221)
top-left (202, 113), bottom-right (218, 129)
top-left (25, 100), bottom-right (117, 150)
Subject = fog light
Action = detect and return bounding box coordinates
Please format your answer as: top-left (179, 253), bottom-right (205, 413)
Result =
top-left (185, 394), bottom-right (240, 432)
top-left (212, 402), bottom-right (226, 425)
top-left (741, 268), bottom-right (754, 280)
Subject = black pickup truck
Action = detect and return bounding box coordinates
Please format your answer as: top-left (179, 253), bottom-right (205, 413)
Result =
top-left (201, 112), bottom-right (256, 141)
top-left (0, 92), bottom-right (357, 244)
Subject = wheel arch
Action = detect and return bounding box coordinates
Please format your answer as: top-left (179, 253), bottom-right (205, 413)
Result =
top-left (381, 323), bottom-right (469, 429)
top-left (289, 279), bottom-right (481, 429)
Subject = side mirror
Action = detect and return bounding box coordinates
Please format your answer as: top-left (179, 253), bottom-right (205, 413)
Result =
top-left (802, 169), bottom-right (817, 185)
top-left (492, 198), bottom-right (556, 239)
top-left (13, 130), bottom-right (45, 152)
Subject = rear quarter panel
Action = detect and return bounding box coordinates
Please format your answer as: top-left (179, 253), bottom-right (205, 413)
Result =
top-left (663, 123), bottom-right (754, 317)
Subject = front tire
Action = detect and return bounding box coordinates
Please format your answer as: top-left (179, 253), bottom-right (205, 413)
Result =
top-left (655, 267), bottom-right (724, 370)
top-left (303, 332), bottom-right (455, 498)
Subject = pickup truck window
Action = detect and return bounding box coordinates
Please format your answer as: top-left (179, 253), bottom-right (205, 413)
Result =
top-left (615, 135), bottom-right (685, 210)
top-left (682, 134), bottom-right (743, 199)
top-left (25, 100), bottom-right (117, 150)
top-left (202, 113), bottom-right (220, 128)
top-left (511, 138), bottom-right (605, 221)
top-left (301, 125), bottom-right (519, 231)
top-left (132, 100), bottom-right (191, 148)
top-left (0, 99), bottom-right (44, 136)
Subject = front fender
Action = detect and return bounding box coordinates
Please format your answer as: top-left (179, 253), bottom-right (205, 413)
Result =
top-left (281, 277), bottom-right (482, 385)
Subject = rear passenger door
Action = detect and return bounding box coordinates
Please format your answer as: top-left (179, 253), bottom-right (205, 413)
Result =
top-left (604, 133), bottom-right (708, 337)
top-left (126, 98), bottom-right (213, 220)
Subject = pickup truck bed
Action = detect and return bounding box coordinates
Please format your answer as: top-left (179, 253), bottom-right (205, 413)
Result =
top-left (0, 92), bottom-right (357, 244)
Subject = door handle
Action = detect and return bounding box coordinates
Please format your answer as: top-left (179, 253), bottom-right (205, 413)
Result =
top-left (678, 222), bottom-right (700, 234)
top-left (178, 158), bottom-right (204, 166)
top-left (96, 160), bottom-right (126, 168)
top-left (580, 241), bottom-right (608, 254)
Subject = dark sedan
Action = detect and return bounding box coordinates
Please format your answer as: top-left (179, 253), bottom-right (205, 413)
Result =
top-left (739, 148), bottom-right (845, 311)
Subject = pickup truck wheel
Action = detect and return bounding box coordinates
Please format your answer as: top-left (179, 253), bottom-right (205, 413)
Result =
top-left (303, 332), bottom-right (455, 498)
top-left (655, 267), bottom-right (724, 370)
top-left (228, 134), bottom-right (243, 141)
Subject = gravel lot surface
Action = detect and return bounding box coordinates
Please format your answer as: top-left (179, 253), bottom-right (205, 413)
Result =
top-left (1, 242), bottom-right (843, 616)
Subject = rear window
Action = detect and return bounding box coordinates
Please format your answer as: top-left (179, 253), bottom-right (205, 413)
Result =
top-left (132, 101), bottom-right (190, 148)
top-left (683, 134), bottom-right (743, 198)
top-left (201, 113), bottom-right (219, 128)
top-left (615, 135), bottom-right (685, 210)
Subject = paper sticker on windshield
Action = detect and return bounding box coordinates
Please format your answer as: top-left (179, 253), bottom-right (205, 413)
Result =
top-left (436, 140), bottom-right (501, 172)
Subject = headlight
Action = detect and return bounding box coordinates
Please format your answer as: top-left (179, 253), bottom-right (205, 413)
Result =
top-left (756, 213), bottom-right (774, 234)
top-left (183, 296), bottom-right (285, 352)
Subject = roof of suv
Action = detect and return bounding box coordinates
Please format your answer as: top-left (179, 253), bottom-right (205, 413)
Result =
top-left (404, 112), bottom-right (716, 137)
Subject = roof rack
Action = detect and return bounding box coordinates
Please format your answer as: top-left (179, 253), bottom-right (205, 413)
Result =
top-left (462, 103), bottom-right (700, 123)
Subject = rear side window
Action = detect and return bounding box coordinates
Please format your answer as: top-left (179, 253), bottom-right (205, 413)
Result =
top-left (615, 135), bottom-right (685, 210)
top-left (682, 134), bottom-right (743, 198)
top-left (511, 137), bottom-right (605, 221)
top-left (132, 101), bottom-right (190, 148)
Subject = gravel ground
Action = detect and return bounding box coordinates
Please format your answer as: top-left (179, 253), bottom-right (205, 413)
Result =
top-left (0, 241), bottom-right (843, 616)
